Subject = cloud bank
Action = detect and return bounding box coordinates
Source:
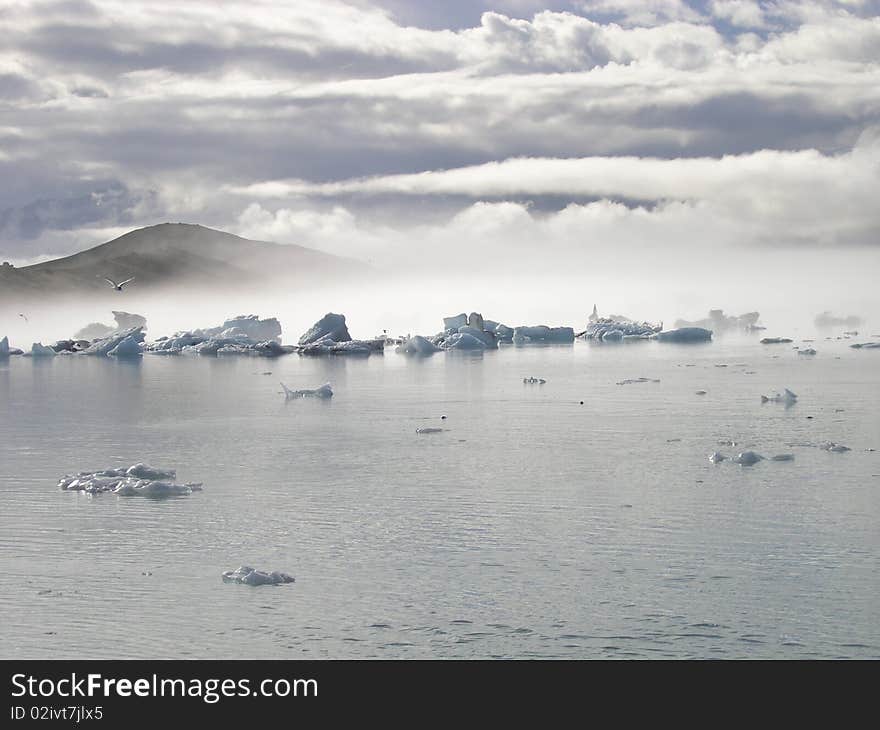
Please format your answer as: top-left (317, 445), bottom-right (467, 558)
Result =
top-left (1, 0), bottom-right (879, 272)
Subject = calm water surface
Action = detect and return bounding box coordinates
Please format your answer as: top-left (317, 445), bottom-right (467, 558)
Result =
top-left (1, 336), bottom-right (878, 658)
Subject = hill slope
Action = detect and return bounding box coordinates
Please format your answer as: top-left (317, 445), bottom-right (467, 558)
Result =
top-left (0, 223), bottom-right (363, 302)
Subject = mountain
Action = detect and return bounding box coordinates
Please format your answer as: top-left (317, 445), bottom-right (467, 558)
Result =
top-left (0, 223), bottom-right (364, 303)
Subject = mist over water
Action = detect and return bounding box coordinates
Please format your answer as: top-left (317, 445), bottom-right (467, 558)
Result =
top-left (3, 244), bottom-right (879, 346)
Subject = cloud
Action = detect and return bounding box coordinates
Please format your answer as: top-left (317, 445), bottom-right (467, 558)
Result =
top-left (1, 0), bottom-right (879, 265)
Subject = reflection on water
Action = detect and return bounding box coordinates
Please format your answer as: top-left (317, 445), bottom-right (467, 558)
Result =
top-left (0, 337), bottom-right (878, 658)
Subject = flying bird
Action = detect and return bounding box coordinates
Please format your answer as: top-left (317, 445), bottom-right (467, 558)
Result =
top-left (18, 313), bottom-right (28, 322)
top-left (103, 276), bottom-right (135, 291)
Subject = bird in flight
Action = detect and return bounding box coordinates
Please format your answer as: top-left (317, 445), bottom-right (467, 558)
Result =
top-left (103, 276), bottom-right (135, 291)
top-left (18, 313), bottom-right (28, 322)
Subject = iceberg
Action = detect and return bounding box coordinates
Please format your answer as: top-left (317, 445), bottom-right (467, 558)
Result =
top-left (797, 348), bottom-right (817, 356)
top-left (819, 441), bottom-right (851, 453)
top-left (708, 452), bottom-right (727, 463)
top-left (222, 566), bottom-right (295, 586)
top-left (281, 382), bottom-right (333, 399)
top-left (0, 336), bottom-right (8, 358)
top-left (675, 309), bottom-right (763, 334)
top-left (761, 388), bottom-right (798, 404)
top-left (396, 335), bottom-right (441, 356)
top-left (760, 337), bottom-right (793, 344)
top-left (442, 332), bottom-right (487, 350)
top-left (57, 463), bottom-right (202, 497)
top-left (443, 313), bottom-right (468, 331)
top-left (299, 313), bottom-right (351, 346)
top-left (512, 326), bottom-right (575, 344)
top-left (108, 335), bottom-right (144, 358)
top-left (27, 342), bottom-right (57, 358)
top-left (850, 342), bottom-right (880, 349)
top-left (653, 327), bottom-right (712, 343)
top-left (732, 451), bottom-right (764, 466)
top-left (457, 325), bottom-right (497, 348)
top-left (82, 327), bottom-right (146, 356)
top-left (416, 427), bottom-right (445, 434)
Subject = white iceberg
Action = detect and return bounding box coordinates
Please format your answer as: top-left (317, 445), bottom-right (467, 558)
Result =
top-left (442, 332), bottom-right (487, 350)
top-left (653, 327), bottom-right (712, 343)
top-left (27, 342), bottom-right (57, 358)
top-left (732, 451), bottom-right (765, 466)
top-left (299, 313), bottom-right (351, 345)
top-left (0, 336), bottom-right (8, 358)
top-left (761, 388), bottom-right (798, 404)
top-left (708, 452), bottom-right (727, 463)
top-left (82, 327), bottom-right (146, 356)
top-left (396, 335), bottom-right (441, 356)
top-left (443, 313), bottom-right (468, 331)
top-left (57, 463), bottom-right (202, 497)
top-left (108, 335), bottom-right (144, 358)
top-left (281, 382), bottom-right (333, 399)
top-left (222, 566), bottom-right (295, 586)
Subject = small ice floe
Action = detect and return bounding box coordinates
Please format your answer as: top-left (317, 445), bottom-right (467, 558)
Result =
top-left (281, 382), bottom-right (333, 399)
top-left (761, 388), bottom-right (798, 404)
top-left (653, 327), bottom-right (712, 343)
top-left (850, 342), bottom-right (880, 349)
top-left (296, 313), bottom-right (383, 355)
top-left (797, 348), bottom-right (817, 356)
top-left (695, 390), bottom-right (707, 395)
top-left (26, 342), bottom-right (57, 358)
top-left (760, 337), bottom-right (793, 344)
top-left (582, 317), bottom-right (659, 342)
top-left (221, 566), bottom-right (294, 587)
top-left (416, 427), bottom-right (445, 434)
top-left (523, 376), bottom-right (546, 384)
top-left (771, 454), bottom-right (795, 461)
top-left (0, 336), bottom-right (9, 358)
top-left (616, 377), bottom-right (660, 385)
top-left (57, 463), bottom-right (203, 497)
top-left (819, 441), bottom-right (851, 453)
top-left (732, 451), bottom-right (765, 466)
top-left (708, 452), bottom-right (727, 463)
top-left (396, 335), bottom-right (440, 356)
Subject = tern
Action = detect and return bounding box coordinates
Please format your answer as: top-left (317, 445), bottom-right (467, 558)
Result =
top-left (103, 276), bottom-right (135, 291)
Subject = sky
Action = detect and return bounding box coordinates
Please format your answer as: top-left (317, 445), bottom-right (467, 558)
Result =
top-left (1, 0), bottom-right (879, 281)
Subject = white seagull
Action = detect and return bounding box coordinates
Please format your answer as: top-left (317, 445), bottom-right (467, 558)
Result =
top-left (103, 276), bottom-right (135, 292)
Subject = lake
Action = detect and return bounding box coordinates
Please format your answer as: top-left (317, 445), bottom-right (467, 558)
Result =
top-left (1, 334), bottom-right (878, 658)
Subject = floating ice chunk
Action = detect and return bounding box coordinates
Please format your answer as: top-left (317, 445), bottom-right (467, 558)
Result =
top-left (458, 325), bottom-right (497, 348)
top-left (396, 335), bottom-right (440, 356)
top-left (617, 377), bottom-right (660, 385)
top-left (281, 382), bottom-right (333, 399)
top-left (582, 317), bottom-right (659, 341)
top-left (442, 332), bottom-right (487, 350)
top-left (708, 452), bottom-right (727, 463)
top-left (443, 313), bottom-right (468, 331)
top-left (416, 427), bottom-right (445, 434)
top-left (126, 463), bottom-right (176, 480)
top-left (760, 337), bottom-right (793, 344)
top-left (494, 324), bottom-right (514, 342)
top-left (797, 348), bottom-right (817, 356)
top-left (850, 342), bottom-right (880, 349)
top-left (0, 336), bottom-right (8, 358)
top-left (761, 388), bottom-right (797, 404)
top-left (653, 327), bottom-right (712, 343)
top-left (82, 327), bottom-right (146, 356)
top-left (108, 335), bottom-right (143, 358)
top-left (219, 315), bottom-right (281, 342)
top-left (523, 377), bottom-right (546, 384)
top-left (298, 337), bottom-right (383, 355)
top-left (299, 313), bottom-right (351, 346)
top-left (695, 390), bottom-right (707, 395)
top-left (732, 451), bottom-right (764, 465)
top-left (771, 454), bottom-right (795, 461)
top-left (819, 441), bottom-right (851, 453)
top-left (221, 566), bottom-right (295, 586)
top-left (513, 326), bottom-right (575, 344)
top-left (57, 463), bottom-right (201, 497)
top-left (27, 342), bottom-right (57, 358)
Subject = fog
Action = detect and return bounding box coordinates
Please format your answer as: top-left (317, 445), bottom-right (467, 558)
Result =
top-left (3, 242), bottom-right (878, 348)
